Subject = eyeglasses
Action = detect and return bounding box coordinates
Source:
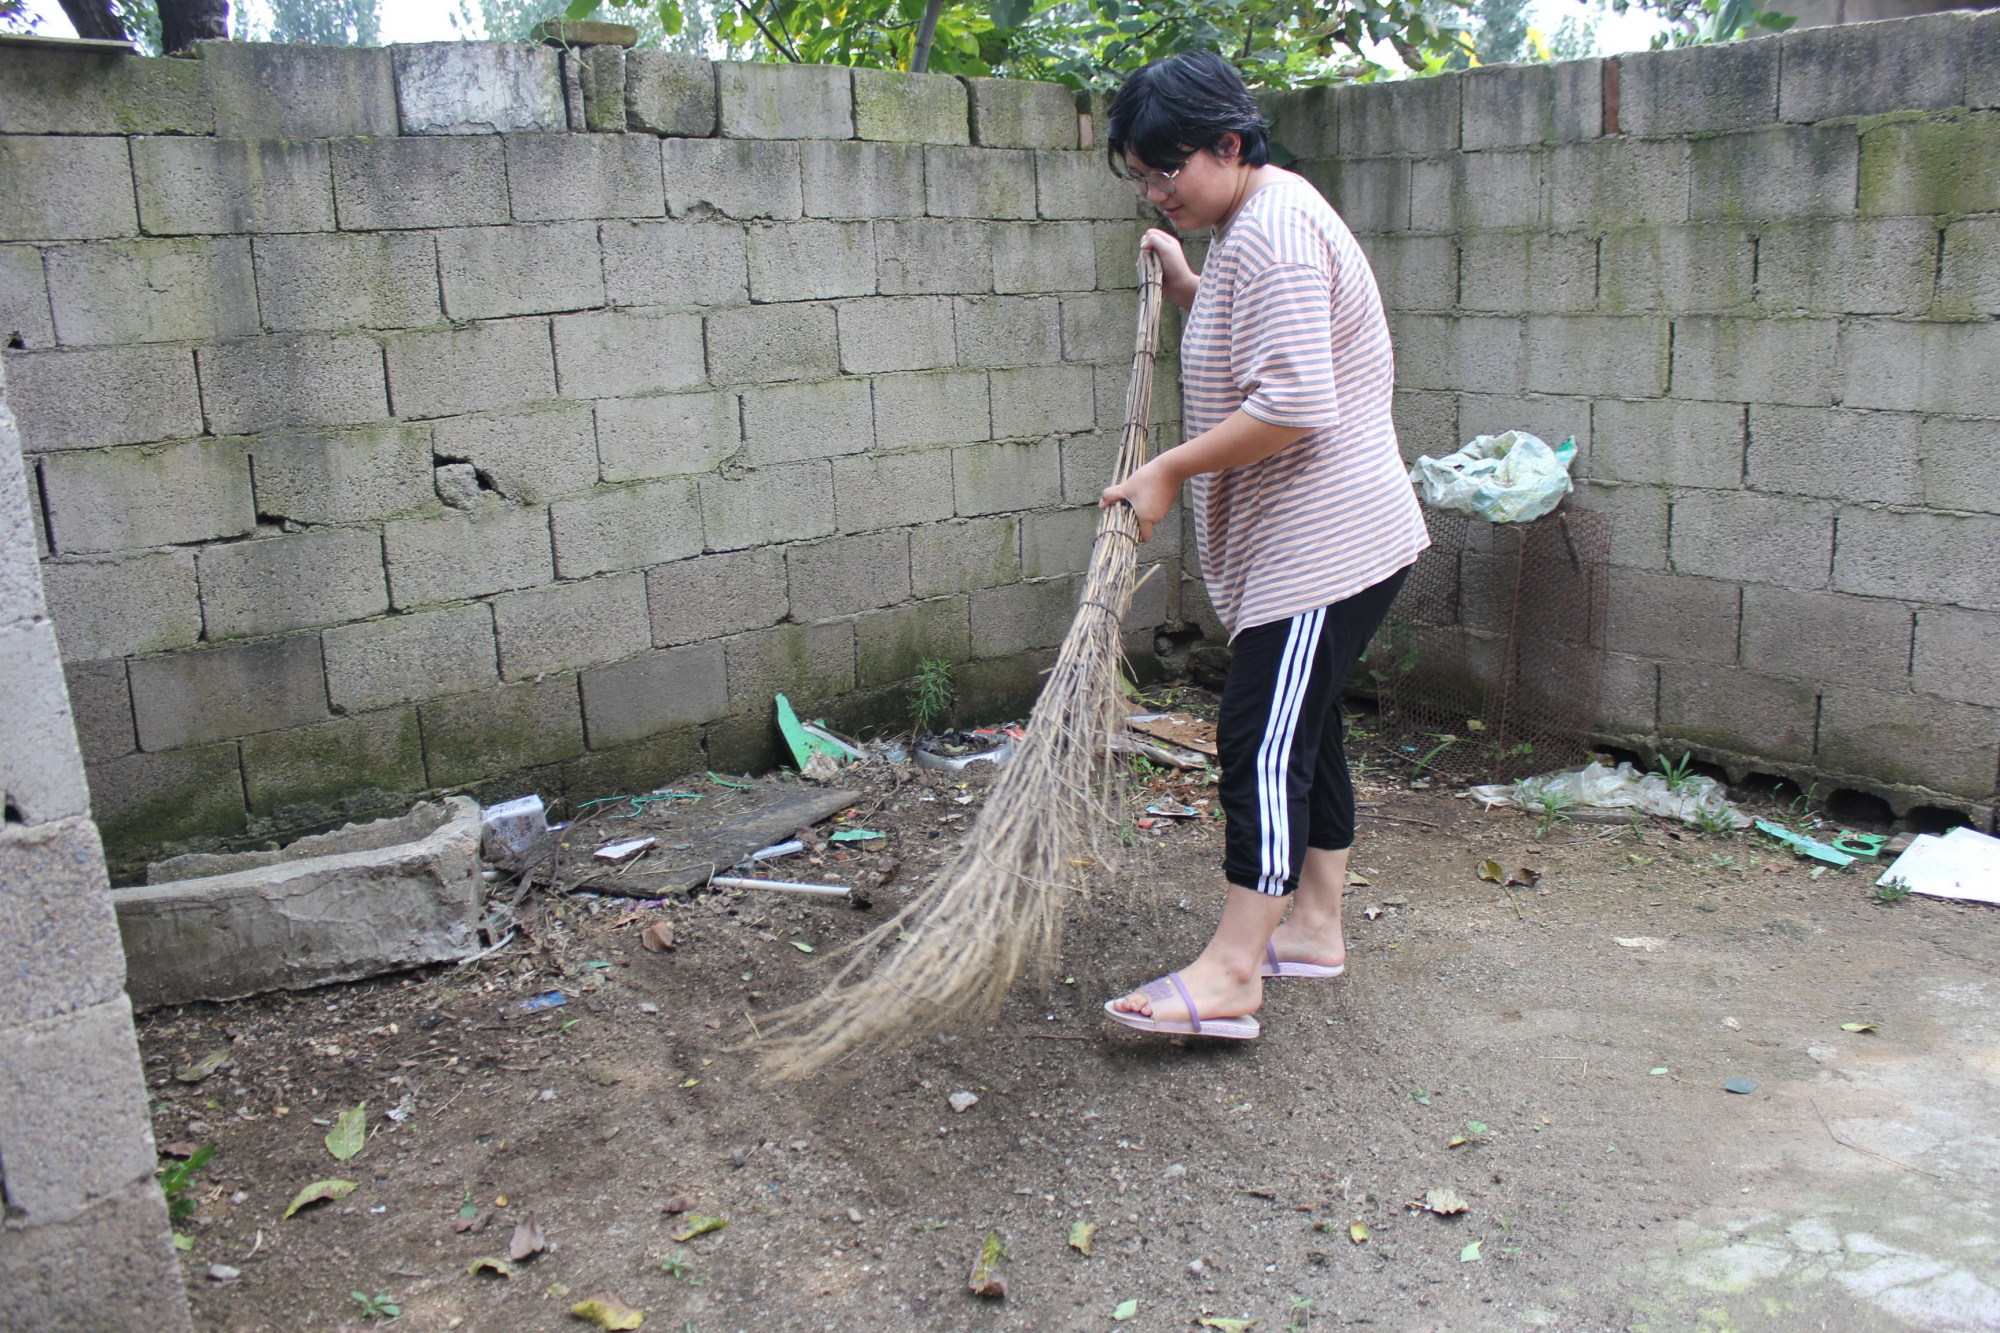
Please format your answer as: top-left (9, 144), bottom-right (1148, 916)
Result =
top-left (1124, 166), bottom-right (1182, 198)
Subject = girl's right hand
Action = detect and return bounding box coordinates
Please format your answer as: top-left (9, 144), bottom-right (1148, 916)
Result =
top-left (1140, 228), bottom-right (1199, 309)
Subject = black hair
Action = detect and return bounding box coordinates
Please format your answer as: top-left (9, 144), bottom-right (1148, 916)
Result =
top-left (1106, 50), bottom-right (1270, 177)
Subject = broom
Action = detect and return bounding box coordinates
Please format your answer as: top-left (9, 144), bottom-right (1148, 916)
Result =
top-left (760, 250), bottom-right (1167, 1078)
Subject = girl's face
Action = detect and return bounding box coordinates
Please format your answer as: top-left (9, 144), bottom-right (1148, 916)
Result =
top-left (1127, 132), bottom-right (1247, 232)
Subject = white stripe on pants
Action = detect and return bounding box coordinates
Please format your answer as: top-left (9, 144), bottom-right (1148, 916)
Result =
top-left (1252, 607), bottom-right (1326, 895)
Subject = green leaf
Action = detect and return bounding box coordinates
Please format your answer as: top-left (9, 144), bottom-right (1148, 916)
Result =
top-left (172, 1232), bottom-right (194, 1251)
top-left (1067, 1220), bottom-right (1095, 1256)
top-left (283, 1179), bottom-right (357, 1218)
top-left (1113, 1298), bottom-right (1139, 1320)
top-left (1460, 1239), bottom-right (1482, 1262)
top-left (564, 0), bottom-right (599, 18)
top-left (792, 941), bottom-right (815, 952)
top-left (468, 1255), bottom-right (512, 1278)
top-left (158, 1143), bottom-right (215, 1200)
top-left (325, 1103), bottom-right (367, 1162)
top-left (671, 1213), bottom-right (727, 1242)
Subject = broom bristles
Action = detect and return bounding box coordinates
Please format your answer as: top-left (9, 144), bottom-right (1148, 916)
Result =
top-left (758, 253), bottom-right (1167, 1079)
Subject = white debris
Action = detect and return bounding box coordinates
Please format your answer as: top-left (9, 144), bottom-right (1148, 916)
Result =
top-left (948, 1090), bottom-right (979, 1114)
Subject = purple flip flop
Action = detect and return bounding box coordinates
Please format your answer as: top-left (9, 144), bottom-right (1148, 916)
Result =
top-left (1260, 941), bottom-right (1345, 979)
top-left (1102, 972), bottom-right (1260, 1040)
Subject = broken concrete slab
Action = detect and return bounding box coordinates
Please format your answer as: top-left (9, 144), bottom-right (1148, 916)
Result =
top-left (112, 797), bottom-right (483, 1008)
top-left (567, 783), bottom-right (857, 897)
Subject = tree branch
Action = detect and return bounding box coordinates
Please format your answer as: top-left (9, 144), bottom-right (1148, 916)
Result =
top-left (910, 0), bottom-right (946, 71)
top-left (736, 0), bottom-right (802, 60)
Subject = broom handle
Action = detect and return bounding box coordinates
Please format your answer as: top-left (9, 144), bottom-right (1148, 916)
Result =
top-left (1110, 249), bottom-right (1166, 488)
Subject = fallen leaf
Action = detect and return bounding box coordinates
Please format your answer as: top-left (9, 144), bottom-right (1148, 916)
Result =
top-left (1505, 867), bottom-right (1540, 887)
top-left (508, 1211), bottom-right (546, 1262)
top-left (159, 1142), bottom-right (197, 1159)
top-left (640, 922), bottom-right (675, 953)
top-left (1448, 1135), bottom-right (1469, 1148)
top-left (175, 1049), bottom-right (232, 1083)
top-left (671, 1213), bottom-right (726, 1243)
top-left (1841, 1022), bottom-right (1877, 1033)
top-left (1467, 1121), bottom-right (1487, 1135)
top-left (467, 1256), bottom-right (512, 1278)
top-left (282, 1179), bottom-right (356, 1219)
top-left (1349, 1222), bottom-right (1370, 1244)
top-left (1112, 1298), bottom-right (1139, 1321)
top-left (1460, 1239), bottom-right (1483, 1262)
top-left (968, 1231), bottom-right (1008, 1298)
top-left (324, 1104), bottom-right (366, 1162)
top-left (871, 855), bottom-right (902, 887)
top-left (679, 1077), bottom-right (698, 1088)
top-left (1650, 1067), bottom-right (1670, 1076)
top-left (1067, 1221), bottom-right (1096, 1256)
top-left (661, 1194), bottom-right (694, 1215)
top-left (791, 941), bottom-right (815, 953)
top-left (1613, 936), bottom-right (1666, 952)
top-left (1477, 859), bottom-right (1504, 883)
top-left (1199, 1318), bottom-right (1256, 1332)
top-left (569, 1294), bottom-right (645, 1330)
top-left (452, 1209), bottom-right (491, 1235)
top-left (1346, 871), bottom-right (1370, 886)
top-left (1424, 1188), bottom-right (1467, 1215)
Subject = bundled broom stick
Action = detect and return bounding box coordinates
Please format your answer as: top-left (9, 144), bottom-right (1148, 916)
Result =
top-left (760, 251), bottom-right (1166, 1078)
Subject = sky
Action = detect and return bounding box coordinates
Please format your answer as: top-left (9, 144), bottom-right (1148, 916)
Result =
top-left (18, 0), bottom-right (1670, 57)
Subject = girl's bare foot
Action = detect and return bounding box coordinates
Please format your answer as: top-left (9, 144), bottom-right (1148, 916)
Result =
top-left (1108, 954), bottom-right (1263, 1024)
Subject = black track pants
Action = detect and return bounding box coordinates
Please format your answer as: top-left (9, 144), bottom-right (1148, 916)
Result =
top-left (1216, 566), bottom-right (1409, 896)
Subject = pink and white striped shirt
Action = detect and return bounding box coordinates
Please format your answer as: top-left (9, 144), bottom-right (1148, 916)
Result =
top-left (1180, 175), bottom-right (1428, 637)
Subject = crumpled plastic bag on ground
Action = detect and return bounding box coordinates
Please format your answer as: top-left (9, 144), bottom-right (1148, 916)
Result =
top-left (1409, 431), bottom-right (1577, 523)
top-left (1470, 760), bottom-right (1753, 830)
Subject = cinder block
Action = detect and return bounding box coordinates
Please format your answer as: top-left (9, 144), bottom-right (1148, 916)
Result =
top-left (504, 133), bottom-right (663, 221)
top-left (802, 141), bottom-right (925, 220)
top-left (1389, 315), bottom-right (1522, 395)
top-left (44, 238), bottom-right (250, 348)
top-left (1817, 687), bottom-right (2000, 799)
top-left (1547, 139), bottom-right (1689, 229)
top-left (594, 392), bottom-right (738, 482)
top-left (1914, 606), bottom-right (2000, 707)
top-left (741, 377), bottom-right (873, 466)
top-left (550, 478), bottom-right (703, 578)
top-left (1939, 218), bottom-right (2000, 317)
top-left (203, 40), bottom-right (397, 137)
top-left (1740, 585), bottom-right (1912, 692)
top-left (912, 515), bottom-right (1019, 595)
top-left (716, 60), bottom-right (852, 140)
top-left (1092, 220), bottom-right (1148, 291)
top-left (0, 997), bottom-right (157, 1224)
top-left (699, 460), bottom-right (835, 551)
top-left (723, 619), bottom-right (855, 711)
top-left (1058, 431), bottom-right (1119, 507)
top-left (65, 657), bottom-right (135, 763)
top-left (1409, 160), bottom-right (1451, 233)
top-left (1670, 317), bottom-right (1838, 407)
top-left (248, 423), bottom-right (435, 527)
top-left (198, 334), bottom-right (388, 435)
top-left (0, 136), bottom-right (135, 242)
top-left (1778, 14), bottom-right (1969, 124)
top-left (1840, 319), bottom-right (2000, 418)
top-left (1592, 398), bottom-right (1743, 490)
top-left (964, 77), bottom-right (1075, 150)
top-left (437, 222), bottom-right (604, 321)
top-left (853, 67), bottom-right (968, 144)
top-left (1, 1176), bottom-right (188, 1333)
top-left (129, 634), bottom-right (327, 751)
top-left (419, 675), bottom-right (585, 787)
top-left (252, 231), bottom-right (441, 333)
top-left (197, 528), bottom-right (388, 640)
top-left (1100, 355), bottom-right (1180, 433)
top-left (1690, 124), bottom-right (1859, 221)
top-left (1023, 503), bottom-right (1114, 578)
top-left (1755, 217), bottom-right (1937, 317)
top-left (1619, 40), bottom-right (1777, 136)
top-left (323, 603), bottom-right (497, 710)
top-left (955, 295), bottom-right (1062, 367)
top-left (1597, 224), bottom-right (1756, 315)
top-left (562, 725), bottom-right (705, 798)
top-left (0, 244), bottom-right (53, 351)
top-left (664, 138), bottom-right (802, 220)
top-left (1970, 10), bottom-right (2000, 109)
top-left (1598, 651), bottom-right (1658, 736)
top-left (1312, 157), bottom-right (1411, 234)
top-left (705, 302), bottom-right (838, 384)
top-left (837, 295), bottom-right (957, 374)
top-left (969, 575), bottom-right (1076, 656)
top-left (0, 816), bottom-right (128, 1027)
top-left (330, 136), bottom-right (509, 230)
top-left (991, 363), bottom-right (1095, 439)
top-left (240, 705), bottom-right (425, 816)
top-left (42, 552), bottom-right (199, 661)
top-left (387, 319), bottom-right (556, 421)
top-left (1358, 234), bottom-right (1459, 314)
top-left (1393, 390), bottom-right (1458, 463)
top-left (1669, 491), bottom-right (1832, 589)
top-left (493, 572), bottom-right (650, 679)
top-left (430, 402), bottom-right (594, 503)
top-left (0, 620), bottom-right (89, 823)
top-left (1573, 480), bottom-right (1668, 571)
top-left (1745, 405), bottom-right (1919, 505)
top-left (1033, 150), bottom-right (1134, 222)
top-left (1834, 505), bottom-right (2000, 612)
top-left (601, 219), bottom-right (747, 307)
top-left (1660, 663), bottom-right (1817, 763)
top-left (786, 529), bottom-right (910, 619)
top-left (89, 741), bottom-right (246, 852)
top-left (0, 42), bottom-right (209, 135)
top-left (832, 446), bottom-right (956, 533)
top-left (1258, 84), bottom-right (1338, 159)
top-left (645, 547), bottom-right (786, 646)
top-left (1605, 568), bottom-right (1740, 665)
top-left (554, 309), bottom-right (705, 400)
top-left (1457, 394), bottom-right (1589, 460)
top-left (625, 50), bottom-right (716, 137)
top-left (1460, 59), bottom-right (1600, 150)
top-left (40, 438), bottom-right (253, 555)
top-left (748, 221), bottom-right (876, 302)
top-left (567, 43), bottom-right (622, 132)
top-left (1337, 75), bottom-right (1460, 156)
top-left (132, 137), bottom-right (331, 235)
top-left (953, 437), bottom-right (1063, 516)
top-left (1442, 150), bottom-right (1542, 232)
top-left (926, 146), bottom-right (1037, 220)
top-left (990, 222), bottom-right (1094, 295)
top-left (383, 502), bottom-right (551, 608)
top-left (1059, 290), bottom-right (1139, 364)
top-left (870, 369), bottom-right (990, 449)
top-left (391, 41), bottom-right (563, 133)
top-left (1918, 416), bottom-right (2000, 515)
top-left (580, 640), bottom-right (728, 747)
top-left (874, 217), bottom-right (992, 295)
top-left (856, 595), bottom-right (971, 687)
top-left (1455, 231), bottom-right (1592, 316)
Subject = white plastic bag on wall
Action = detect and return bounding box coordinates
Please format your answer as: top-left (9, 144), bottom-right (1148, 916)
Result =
top-left (1409, 430), bottom-right (1577, 523)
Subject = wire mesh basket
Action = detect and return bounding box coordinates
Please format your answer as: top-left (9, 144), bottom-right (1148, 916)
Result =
top-left (1364, 501), bottom-right (1612, 785)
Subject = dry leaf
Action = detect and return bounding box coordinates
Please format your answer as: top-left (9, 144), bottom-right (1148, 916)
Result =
top-left (467, 1256), bottom-right (511, 1278)
top-left (640, 921), bottom-right (675, 953)
top-left (968, 1231), bottom-right (1008, 1298)
top-left (1067, 1221), bottom-right (1095, 1256)
top-left (1448, 1135), bottom-right (1469, 1148)
top-left (1841, 1022), bottom-right (1877, 1033)
top-left (1506, 867), bottom-right (1540, 887)
top-left (175, 1049), bottom-right (231, 1083)
top-left (661, 1194), bottom-right (694, 1215)
top-left (1424, 1187), bottom-right (1467, 1215)
top-left (508, 1211), bottom-right (546, 1262)
top-left (282, 1179), bottom-right (356, 1219)
top-left (569, 1294), bottom-right (645, 1330)
top-left (1198, 1319), bottom-right (1256, 1333)
top-left (1349, 1221), bottom-right (1370, 1243)
top-left (1477, 859), bottom-right (1504, 883)
top-left (871, 855), bottom-right (902, 888)
top-left (1346, 871), bottom-right (1370, 886)
top-left (670, 1213), bottom-right (726, 1242)
top-left (452, 1209), bottom-right (491, 1235)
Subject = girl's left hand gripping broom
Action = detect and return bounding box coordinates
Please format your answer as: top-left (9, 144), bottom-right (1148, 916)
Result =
top-left (760, 249), bottom-right (1167, 1077)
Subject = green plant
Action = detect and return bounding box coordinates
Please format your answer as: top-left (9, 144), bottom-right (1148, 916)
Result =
top-left (1693, 806), bottom-right (1737, 837)
top-left (351, 1292), bottom-right (400, 1320)
top-left (906, 657), bottom-right (955, 736)
top-left (1530, 788), bottom-right (1576, 839)
top-left (660, 1247), bottom-right (695, 1279)
top-left (1287, 1295), bottom-right (1315, 1332)
top-left (1872, 877), bottom-right (1911, 906)
top-left (1413, 733), bottom-right (1457, 776)
top-left (1365, 616), bottom-right (1418, 691)
top-left (158, 1144), bottom-right (214, 1230)
top-left (1653, 751), bottom-right (1698, 793)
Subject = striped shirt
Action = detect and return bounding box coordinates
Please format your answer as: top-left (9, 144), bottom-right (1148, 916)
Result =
top-left (1180, 175), bottom-right (1429, 637)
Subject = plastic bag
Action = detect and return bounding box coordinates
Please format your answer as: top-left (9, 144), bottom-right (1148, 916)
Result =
top-left (1469, 761), bottom-right (1752, 830)
top-left (1408, 431), bottom-right (1577, 523)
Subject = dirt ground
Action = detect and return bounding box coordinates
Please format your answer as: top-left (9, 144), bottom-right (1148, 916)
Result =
top-left (138, 697), bottom-right (2000, 1333)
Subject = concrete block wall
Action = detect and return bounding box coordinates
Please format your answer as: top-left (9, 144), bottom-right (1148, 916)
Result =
top-left (0, 340), bottom-right (191, 1324)
top-left (0, 37), bottom-right (1180, 874)
top-left (1264, 10), bottom-right (2000, 826)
